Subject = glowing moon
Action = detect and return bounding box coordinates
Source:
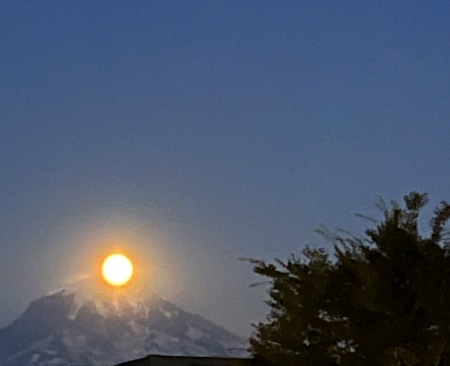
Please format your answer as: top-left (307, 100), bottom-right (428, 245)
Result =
top-left (101, 254), bottom-right (134, 286)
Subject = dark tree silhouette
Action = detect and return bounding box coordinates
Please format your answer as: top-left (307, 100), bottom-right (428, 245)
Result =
top-left (249, 192), bottom-right (450, 366)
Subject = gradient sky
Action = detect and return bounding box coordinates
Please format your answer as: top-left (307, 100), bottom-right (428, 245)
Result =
top-left (1, 1), bottom-right (450, 337)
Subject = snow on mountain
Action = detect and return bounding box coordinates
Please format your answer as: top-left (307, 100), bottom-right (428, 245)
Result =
top-left (0, 289), bottom-right (248, 366)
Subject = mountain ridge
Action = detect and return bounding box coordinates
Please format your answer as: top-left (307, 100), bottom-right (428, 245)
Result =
top-left (0, 288), bottom-right (248, 366)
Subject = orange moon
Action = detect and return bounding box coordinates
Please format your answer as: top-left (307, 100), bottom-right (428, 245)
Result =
top-left (101, 254), bottom-right (134, 286)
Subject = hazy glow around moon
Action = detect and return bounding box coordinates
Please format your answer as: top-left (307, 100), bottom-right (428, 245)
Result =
top-left (101, 254), bottom-right (134, 286)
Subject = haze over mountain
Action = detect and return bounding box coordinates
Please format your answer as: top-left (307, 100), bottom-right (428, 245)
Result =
top-left (0, 287), bottom-right (248, 366)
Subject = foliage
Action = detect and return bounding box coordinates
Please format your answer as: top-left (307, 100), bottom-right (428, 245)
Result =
top-left (249, 192), bottom-right (450, 366)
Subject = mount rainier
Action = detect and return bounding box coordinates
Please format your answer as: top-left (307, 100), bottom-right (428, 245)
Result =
top-left (0, 287), bottom-right (248, 366)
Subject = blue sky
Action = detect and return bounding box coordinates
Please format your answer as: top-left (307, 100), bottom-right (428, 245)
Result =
top-left (1, 1), bottom-right (450, 336)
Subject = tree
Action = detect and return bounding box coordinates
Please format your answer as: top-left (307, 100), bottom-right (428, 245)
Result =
top-left (249, 192), bottom-right (450, 366)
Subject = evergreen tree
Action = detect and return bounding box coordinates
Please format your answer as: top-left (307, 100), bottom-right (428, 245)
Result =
top-left (250, 192), bottom-right (450, 366)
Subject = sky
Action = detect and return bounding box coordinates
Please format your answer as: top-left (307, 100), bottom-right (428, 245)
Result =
top-left (1, 1), bottom-right (450, 337)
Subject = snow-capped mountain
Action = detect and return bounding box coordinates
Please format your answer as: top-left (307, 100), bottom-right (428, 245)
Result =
top-left (0, 288), bottom-right (248, 366)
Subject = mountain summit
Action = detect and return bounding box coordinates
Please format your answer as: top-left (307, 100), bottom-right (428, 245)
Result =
top-left (0, 289), bottom-right (248, 366)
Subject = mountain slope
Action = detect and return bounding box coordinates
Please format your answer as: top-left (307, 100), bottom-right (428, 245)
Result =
top-left (0, 290), bottom-right (248, 366)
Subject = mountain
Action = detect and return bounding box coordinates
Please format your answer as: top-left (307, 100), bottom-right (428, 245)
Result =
top-left (0, 289), bottom-right (248, 366)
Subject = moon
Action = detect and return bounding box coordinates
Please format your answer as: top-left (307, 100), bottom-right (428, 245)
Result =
top-left (101, 254), bottom-right (134, 286)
